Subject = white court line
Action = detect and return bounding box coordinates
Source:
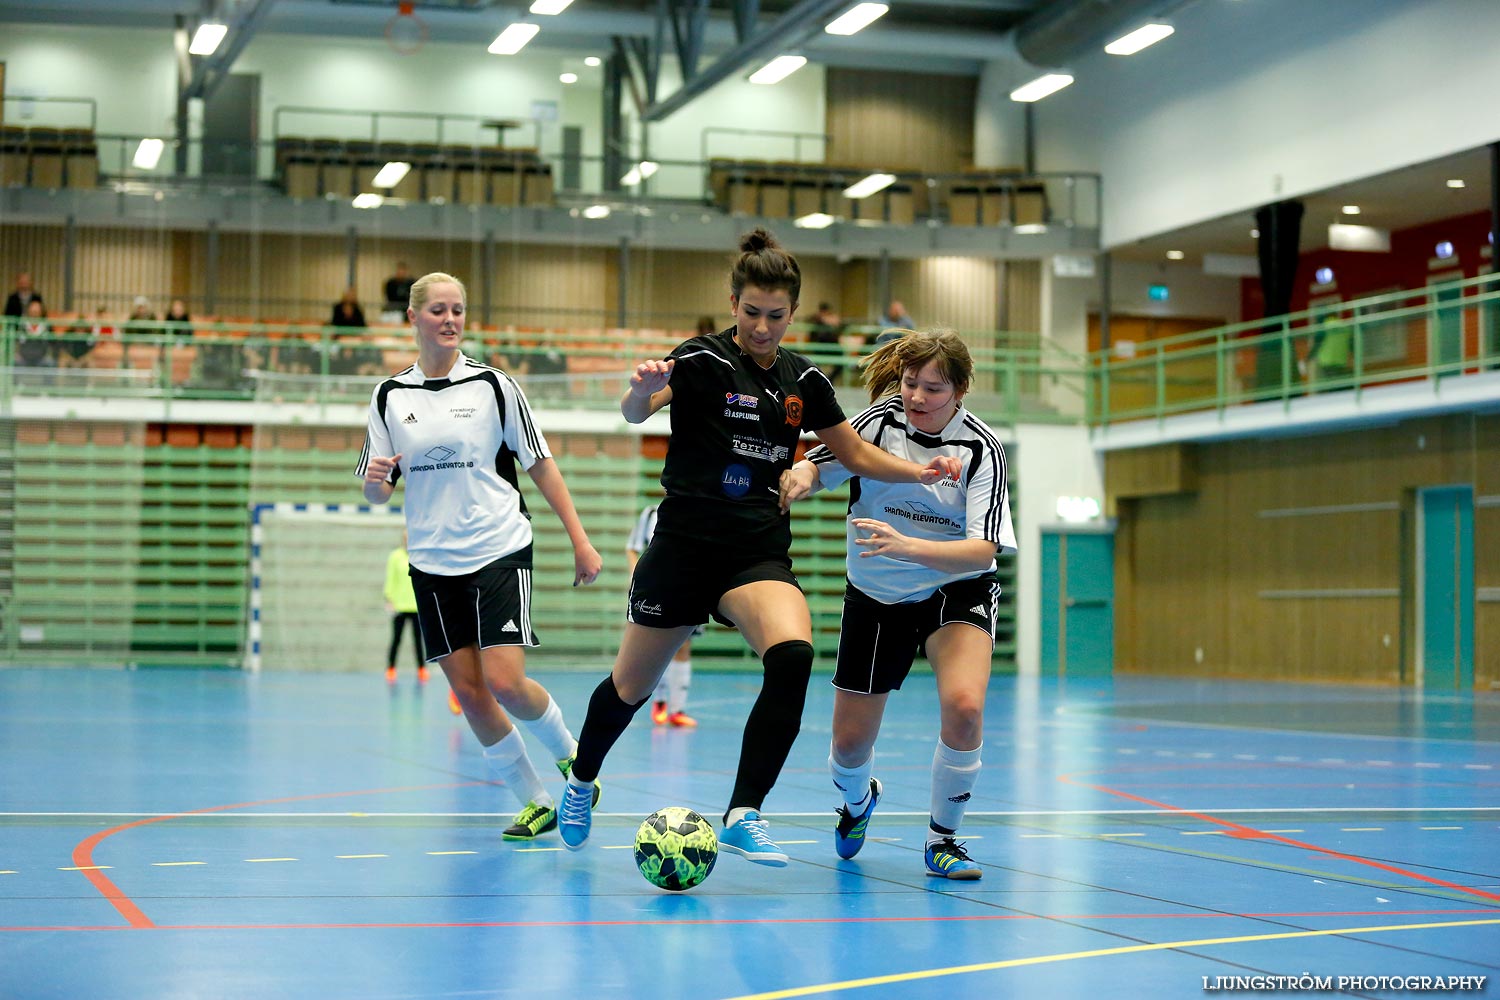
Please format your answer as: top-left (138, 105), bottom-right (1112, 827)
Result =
top-left (244, 857), bottom-right (299, 863)
top-left (4, 806), bottom-right (1497, 819)
top-left (1420, 826), bottom-right (1463, 830)
top-left (1339, 827), bottom-right (1384, 832)
top-left (58, 865), bottom-right (111, 871)
top-left (426, 850), bottom-right (476, 856)
top-left (335, 854), bottom-right (388, 859)
top-left (151, 861), bottom-right (206, 867)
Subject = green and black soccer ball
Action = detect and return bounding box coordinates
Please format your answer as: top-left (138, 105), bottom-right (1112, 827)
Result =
top-left (633, 806), bottom-right (718, 891)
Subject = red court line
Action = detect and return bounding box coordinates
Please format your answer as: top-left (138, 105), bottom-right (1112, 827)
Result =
top-left (69, 781), bottom-right (483, 929)
top-left (7, 907), bottom-right (1499, 934)
top-left (1058, 771), bottom-right (1500, 903)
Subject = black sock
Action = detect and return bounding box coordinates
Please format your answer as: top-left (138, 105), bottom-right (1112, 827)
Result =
top-left (726, 640), bottom-right (814, 817)
top-left (570, 675), bottom-right (648, 783)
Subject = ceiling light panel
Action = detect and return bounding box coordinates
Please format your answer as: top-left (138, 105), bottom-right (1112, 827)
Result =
top-left (1009, 73), bottom-right (1073, 102)
top-left (749, 55), bottom-right (807, 85)
top-left (489, 23), bottom-right (540, 55)
top-left (1104, 22), bottom-right (1174, 56)
top-left (825, 3), bottom-right (888, 36)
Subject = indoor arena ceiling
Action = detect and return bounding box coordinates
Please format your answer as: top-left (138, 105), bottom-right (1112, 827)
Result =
top-left (0, 0), bottom-right (1058, 74)
top-left (1, 0), bottom-right (1493, 262)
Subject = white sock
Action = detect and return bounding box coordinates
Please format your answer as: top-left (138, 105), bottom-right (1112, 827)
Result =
top-left (929, 739), bottom-right (981, 842)
top-left (483, 729), bottom-right (550, 810)
top-left (829, 745), bottom-right (874, 810)
top-left (669, 658), bottom-right (691, 712)
top-left (520, 695), bottom-right (576, 763)
top-left (724, 806), bottom-right (755, 828)
top-left (652, 671), bottom-right (669, 705)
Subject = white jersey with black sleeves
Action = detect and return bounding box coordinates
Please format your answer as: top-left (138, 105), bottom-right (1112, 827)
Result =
top-left (627, 505), bottom-right (659, 555)
top-left (805, 396), bottom-right (1016, 605)
top-left (356, 353), bottom-right (551, 576)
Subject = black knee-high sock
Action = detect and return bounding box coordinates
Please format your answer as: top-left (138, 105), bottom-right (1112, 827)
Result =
top-left (727, 640), bottom-right (814, 815)
top-left (570, 675), bottom-right (649, 783)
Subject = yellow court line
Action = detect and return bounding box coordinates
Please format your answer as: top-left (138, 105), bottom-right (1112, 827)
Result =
top-left (1, 870), bottom-right (18, 874)
top-left (719, 918), bottom-right (1500, 1000)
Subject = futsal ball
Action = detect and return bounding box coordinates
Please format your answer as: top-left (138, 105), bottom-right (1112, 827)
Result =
top-left (634, 806), bottom-right (718, 891)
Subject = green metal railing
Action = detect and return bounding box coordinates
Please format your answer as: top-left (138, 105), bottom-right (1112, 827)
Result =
top-left (0, 319), bottom-right (1089, 427)
top-left (1087, 271), bottom-right (1500, 425)
top-left (6, 271), bottom-right (1496, 429)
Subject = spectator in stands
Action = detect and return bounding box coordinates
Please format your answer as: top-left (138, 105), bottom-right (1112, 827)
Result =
top-left (331, 287), bottom-right (367, 329)
top-left (124, 296), bottom-right (156, 334)
top-left (330, 287), bottom-right (375, 375)
top-left (4, 271), bottom-right (43, 318)
top-left (696, 315), bottom-right (717, 337)
top-left (383, 262), bottom-right (415, 321)
top-left (165, 298), bottom-right (192, 333)
top-left (808, 301), bottom-right (845, 382)
top-left (16, 299), bottom-right (55, 367)
top-left (875, 300), bottom-right (914, 346)
top-left (89, 305), bottom-right (114, 337)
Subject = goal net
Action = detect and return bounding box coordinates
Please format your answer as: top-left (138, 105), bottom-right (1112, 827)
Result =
top-left (249, 502), bottom-right (407, 672)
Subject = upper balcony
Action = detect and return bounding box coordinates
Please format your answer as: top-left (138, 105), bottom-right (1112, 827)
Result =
top-left (1, 100), bottom-right (1101, 260)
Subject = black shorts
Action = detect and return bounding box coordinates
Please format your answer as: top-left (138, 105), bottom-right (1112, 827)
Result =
top-left (410, 552), bottom-right (538, 659)
top-left (628, 530), bottom-right (800, 629)
top-left (832, 576), bottom-right (1000, 695)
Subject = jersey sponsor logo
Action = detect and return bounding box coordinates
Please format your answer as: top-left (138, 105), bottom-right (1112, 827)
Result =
top-left (725, 392), bottom-right (758, 409)
top-left (501, 619), bottom-right (519, 632)
top-left (449, 406), bottom-right (477, 419)
top-left (784, 394), bottom-right (804, 428)
top-left (402, 412), bottom-right (418, 424)
top-left (881, 499), bottom-right (960, 529)
top-left (730, 437), bottom-right (791, 464)
top-left (723, 408), bottom-right (761, 421)
top-left (721, 462), bottom-right (753, 498)
top-left (407, 444), bottom-right (475, 473)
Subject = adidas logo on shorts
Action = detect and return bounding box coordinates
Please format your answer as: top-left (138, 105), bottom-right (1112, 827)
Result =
top-left (501, 619), bottom-right (519, 632)
top-left (970, 605), bottom-right (986, 615)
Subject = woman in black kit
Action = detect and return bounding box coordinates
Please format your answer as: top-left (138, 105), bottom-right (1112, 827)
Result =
top-left (557, 229), bottom-right (961, 866)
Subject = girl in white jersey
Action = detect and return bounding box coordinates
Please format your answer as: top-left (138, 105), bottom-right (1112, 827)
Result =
top-left (357, 272), bottom-right (604, 842)
top-left (784, 330), bottom-right (1016, 880)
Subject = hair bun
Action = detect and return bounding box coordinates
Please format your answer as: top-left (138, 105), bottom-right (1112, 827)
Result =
top-left (740, 227), bottom-right (778, 254)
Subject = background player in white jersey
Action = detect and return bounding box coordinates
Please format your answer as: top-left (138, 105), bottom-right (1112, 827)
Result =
top-left (357, 272), bottom-right (604, 842)
top-left (784, 330), bottom-right (1016, 880)
top-left (626, 504), bottom-right (697, 728)
top-left (556, 230), bottom-right (962, 867)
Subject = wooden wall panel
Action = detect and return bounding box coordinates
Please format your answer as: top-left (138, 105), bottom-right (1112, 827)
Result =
top-left (1004, 260), bottom-right (1041, 335)
top-left (884, 256), bottom-right (1002, 334)
top-left (825, 69), bottom-right (976, 174)
top-left (1116, 412), bottom-right (1497, 687)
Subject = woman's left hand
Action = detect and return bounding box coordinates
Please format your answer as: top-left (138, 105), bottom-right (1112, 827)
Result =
top-left (573, 542), bottom-right (603, 587)
top-left (851, 518), bottom-right (916, 560)
top-left (917, 455), bottom-right (963, 484)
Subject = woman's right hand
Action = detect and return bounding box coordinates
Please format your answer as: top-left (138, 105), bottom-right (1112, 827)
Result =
top-left (629, 358), bottom-right (675, 397)
top-left (364, 453), bottom-right (402, 485)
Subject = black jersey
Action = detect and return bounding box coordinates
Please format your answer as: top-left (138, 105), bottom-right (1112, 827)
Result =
top-left (657, 329), bottom-right (844, 542)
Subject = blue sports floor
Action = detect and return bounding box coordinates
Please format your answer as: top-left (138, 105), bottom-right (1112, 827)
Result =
top-left (1, 666), bottom-right (1497, 1000)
